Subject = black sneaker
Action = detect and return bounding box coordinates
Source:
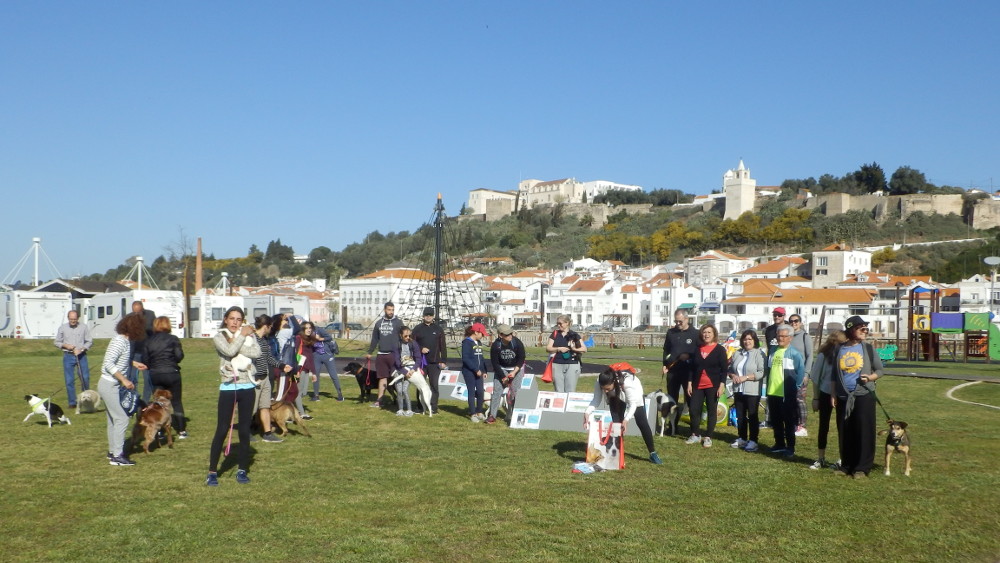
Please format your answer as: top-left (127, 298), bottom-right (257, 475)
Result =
top-left (262, 432), bottom-right (283, 443)
top-left (301, 413), bottom-right (314, 420)
top-left (236, 469), bottom-right (250, 484)
top-left (109, 455), bottom-right (135, 466)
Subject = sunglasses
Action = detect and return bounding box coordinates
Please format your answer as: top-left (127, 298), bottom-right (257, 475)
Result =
top-left (858, 327), bottom-right (870, 333)
top-left (790, 319), bottom-right (801, 324)
top-left (773, 314), bottom-right (784, 318)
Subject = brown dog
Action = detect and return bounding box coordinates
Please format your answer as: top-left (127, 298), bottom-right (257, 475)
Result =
top-left (267, 400), bottom-right (311, 437)
top-left (131, 390), bottom-right (174, 454)
top-left (879, 419), bottom-right (911, 476)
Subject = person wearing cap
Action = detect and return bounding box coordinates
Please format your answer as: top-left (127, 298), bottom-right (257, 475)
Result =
top-left (765, 323), bottom-right (805, 458)
top-left (365, 302), bottom-right (404, 409)
top-left (486, 324), bottom-right (526, 424)
top-left (661, 308), bottom-right (700, 417)
top-left (461, 323), bottom-right (490, 422)
top-left (832, 316), bottom-right (884, 479)
top-left (412, 307), bottom-right (447, 414)
top-left (546, 315), bottom-right (586, 393)
top-left (764, 307), bottom-right (787, 357)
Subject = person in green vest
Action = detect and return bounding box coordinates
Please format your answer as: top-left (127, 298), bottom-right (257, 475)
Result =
top-left (764, 324), bottom-right (805, 458)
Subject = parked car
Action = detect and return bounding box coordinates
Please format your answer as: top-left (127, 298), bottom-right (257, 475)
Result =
top-left (611, 325), bottom-right (630, 332)
top-left (583, 324), bottom-right (603, 333)
top-left (633, 324), bottom-right (651, 332)
top-left (324, 322), bottom-right (363, 334)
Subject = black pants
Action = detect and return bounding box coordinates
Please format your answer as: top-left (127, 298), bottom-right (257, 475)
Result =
top-left (816, 390), bottom-right (838, 452)
top-left (838, 392), bottom-right (876, 475)
top-left (733, 392), bottom-right (760, 442)
top-left (688, 387), bottom-right (720, 438)
top-left (149, 370), bottom-right (185, 432)
top-left (609, 397), bottom-right (656, 453)
top-left (424, 362), bottom-right (441, 412)
top-left (767, 393), bottom-right (798, 451)
top-left (208, 388), bottom-right (255, 473)
top-left (666, 369), bottom-right (690, 406)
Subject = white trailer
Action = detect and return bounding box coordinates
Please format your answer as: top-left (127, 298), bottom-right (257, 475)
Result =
top-left (241, 295), bottom-right (310, 324)
top-left (85, 290), bottom-right (185, 338)
top-left (188, 294), bottom-right (244, 338)
top-left (0, 290), bottom-right (73, 339)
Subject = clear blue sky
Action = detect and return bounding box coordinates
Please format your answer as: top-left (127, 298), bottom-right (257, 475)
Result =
top-left (2, 1), bottom-right (998, 281)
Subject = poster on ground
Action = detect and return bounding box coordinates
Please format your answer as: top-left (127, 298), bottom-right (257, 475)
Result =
top-left (509, 408), bottom-right (542, 429)
top-left (535, 391), bottom-right (567, 412)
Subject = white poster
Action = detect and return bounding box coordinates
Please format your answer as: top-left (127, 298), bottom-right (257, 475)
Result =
top-left (450, 384), bottom-right (468, 401)
top-left (520, 371), bottom-right (534, 390)
top-left (438, 370), bottom-right (461, 386)
top-left (535, 391), bottom-right (567, 413)
top-left (509, 408), bottom-right (542, 429)
top-left (565, 392), bottom-right (595, 414)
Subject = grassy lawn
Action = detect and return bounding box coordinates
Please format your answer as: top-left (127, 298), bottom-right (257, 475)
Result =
top-left (3, 339), bottom-right (999, 562)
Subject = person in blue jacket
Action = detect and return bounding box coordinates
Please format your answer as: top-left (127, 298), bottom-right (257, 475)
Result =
top-left (461, 323), bottom-right (489, 422)
top-left (765, 324), bottom-right (805, 457)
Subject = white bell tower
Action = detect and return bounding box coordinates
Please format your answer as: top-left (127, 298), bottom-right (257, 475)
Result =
top-left (723, 159), bottom-right (757, 220)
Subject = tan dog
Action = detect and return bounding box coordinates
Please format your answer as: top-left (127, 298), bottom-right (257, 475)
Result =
top-left (131, 389), bottom-right (174, 454)
top-left (879, 420), bottom-right (911, 477)
top-left (268, 400), bottom-right (312, 437)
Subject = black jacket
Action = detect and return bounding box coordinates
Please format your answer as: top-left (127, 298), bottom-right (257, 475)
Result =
top-left (662, 325), bottom-right (700, 377)
top-left (144, 332), bottom-right (184, 373)
top-left (412, 321), bottom-right (448, 362)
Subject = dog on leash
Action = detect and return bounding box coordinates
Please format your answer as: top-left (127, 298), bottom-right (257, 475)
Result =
top-left (268, 400), bottom-right (312, 437)
top-left (76, 389), bottom-right (102, 414)
top-left (390, 368), bottom-right (434, 417)
top-left (23, 394), bottom-right (72, 427)
top-left (131, 389), bottom-right (174, 454)
top-left (879, 419), bottom-right (911, 477)
top-left (343, 361), bottom-right (397, 403)
top-left (647, 390), bottom-right (678, 436)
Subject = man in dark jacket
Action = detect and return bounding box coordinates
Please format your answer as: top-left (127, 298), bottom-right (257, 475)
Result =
top-left (412, 307), bottom-right (447, 414)
top-left (365, 302), bottom-right (403, 408)
top-left (661, 309), bottom-right (700, 413)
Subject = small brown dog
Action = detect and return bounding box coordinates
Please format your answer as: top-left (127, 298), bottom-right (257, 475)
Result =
top-left (131, 389), bottom-right (174, 454)
top-left (267, 400), bottom-right (311, 437)
top-left (879, 419), bottom-right (911, 477)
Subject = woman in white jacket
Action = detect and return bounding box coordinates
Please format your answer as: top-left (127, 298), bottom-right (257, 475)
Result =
top-left (584, 367), bottom-right (662, 465)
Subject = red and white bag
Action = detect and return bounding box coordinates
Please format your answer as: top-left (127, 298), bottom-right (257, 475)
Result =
top-left (586, 419), bottom-right (625, 470)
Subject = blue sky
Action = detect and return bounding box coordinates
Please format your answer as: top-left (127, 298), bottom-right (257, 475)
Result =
top-left (2, 1), bottom-right (998, 281)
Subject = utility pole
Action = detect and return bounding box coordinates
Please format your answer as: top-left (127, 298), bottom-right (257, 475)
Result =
top-left (433, 194), bottom-right (445, 325)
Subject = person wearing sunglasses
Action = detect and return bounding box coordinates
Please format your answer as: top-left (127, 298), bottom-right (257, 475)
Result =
top-left (787, 315), bottom-right (814, 437)
top-left (764, 307), bottom-right (787, 356)
top-left (832, 316), bottom-right (884, 479)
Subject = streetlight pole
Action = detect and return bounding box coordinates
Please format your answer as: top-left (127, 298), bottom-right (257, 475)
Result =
top-left (895, 281), bottom-right (904, 351)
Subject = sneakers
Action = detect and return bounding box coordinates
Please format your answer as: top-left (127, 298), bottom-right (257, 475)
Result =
top-left (109, 455), bottom-right (135, 466)
top-left (396, 410), bottom-right (406, 416)
top-left (731, 438), bottom-right (747, 449)
top-left (782, 450), bottom-right (795, 458)
top-left (702, 437), bottom-right (713, 448)
top-left (301, 413), bottom-right (314, 420)
top-left (336, 396), bottom-right (345, 402)
top-left (770, 447), bottom-right (789, 455)
top-left (470, 413), bottom-right (484, 423)
top-left (743, 441), bottom-right (759, 452)
top-left (178, 431), bottom-right (188, 439)
top-left (404, 410), bottom-right (414, 417)
top-left (485, 416), bottom-right (496, 424)
top-left (809, 459), bottom-right (826, 470)
top-left (684, 435), bottom-right (701, 445)
top-left (795, 426), bottom-right (808, 437)
top-left (206, 472), bottom-right (219, 486)
top-left (370, 400), bottom-right (382, 409)
top-left (262, 432), bottom-right (283, 443)
top-left (309, 396), bottom-right (320, 402)
top-left (236, 469), bottom-right (250, 484)
top-left (650, 452), bottom-right (663, 464)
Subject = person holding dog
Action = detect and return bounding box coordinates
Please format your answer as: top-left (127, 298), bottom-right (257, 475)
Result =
top-left (584, 365), bottom-right (662, 464)
top-left (389, 326), bottom-right (424, 416)
top-left (365, 302), bottom-right (404, 410)
top-left (727, 329), bottom-right (765, 452)
top-left (486, 324), bottom-right (526, 424)
top-left (685, 324), bottom-right (728, 448)
top-left (54, 310), bottom-right (93, 410)
top-left (145, 316), bottom-right (187, 439)
top-left (412, 306), bottom-right (447, 414)
top-left (98, 313), bottom-right (147, 466)
top-left (461, 323), bottom-right (489, 422)
top-left (832, 316), bottom-right (884, 479)
top-left (206, 306), bottom-right (261, 486)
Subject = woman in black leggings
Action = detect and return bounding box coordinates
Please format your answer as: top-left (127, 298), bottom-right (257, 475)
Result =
top-left (206, 306), bottom-right (261, 486)
top-left (585, 367), bottom-right (662, 465)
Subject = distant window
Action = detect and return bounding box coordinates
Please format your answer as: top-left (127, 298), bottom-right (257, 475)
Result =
top-left (816, 269), bottom-right (828, 276)
top-left (253, 308), bottom-right (267, 318)
top-left (189, 308), bottom-right (200, 321)
top-left (211, 308), bottom-right (225, 321)
top-left (818, 257), bottom-right (828, 266)
top-left (97, 307), bottom-right (105, 319)
top-left (279, 308), bottom-right (293, 315)
top-left (107, 306), bottom-right (114, 316)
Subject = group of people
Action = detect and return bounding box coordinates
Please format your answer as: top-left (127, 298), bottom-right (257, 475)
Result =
top-left (663, 307), bottom-right (885, 478)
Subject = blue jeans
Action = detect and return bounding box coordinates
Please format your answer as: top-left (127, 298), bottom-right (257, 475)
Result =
top-left (63, 352), bottom-right (90, 404)
top-left (462, 370), bottom-right (485, 416)
top-left (313, 353), bottom-right (342, 398)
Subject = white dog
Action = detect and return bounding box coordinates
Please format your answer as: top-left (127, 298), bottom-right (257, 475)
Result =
top-left (406, 369), bottom-right (434, 417)
top-left (646, 390), bottom-right (678, 437)
top-left (76, 389), bottom-right (102, 414)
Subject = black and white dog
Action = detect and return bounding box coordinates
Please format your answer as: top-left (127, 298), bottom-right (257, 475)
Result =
top-left (646, 390), bottom-right (678, 437)
top-left (24, 394), bottom-right (72, 427)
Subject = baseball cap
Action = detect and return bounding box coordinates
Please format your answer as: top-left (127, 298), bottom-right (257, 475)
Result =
top-left (422, 307), bottom-right (434, 317)
top-left (844, 316), bottom-right (869, 330)
top-left (773, 307), bottom-right (786, 316)
top-left (470, 323), bottom-right (489, 336)
top-left (496, 324), bottom-right (513, 336)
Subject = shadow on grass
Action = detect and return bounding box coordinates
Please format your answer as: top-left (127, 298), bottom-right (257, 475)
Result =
top-left (219, 445), bottom-right (258, 476)
top-left (552, 440), bottom-right (587, 461)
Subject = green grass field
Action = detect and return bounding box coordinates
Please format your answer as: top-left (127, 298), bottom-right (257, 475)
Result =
top-left (3, 339), bottom-right (999, 562)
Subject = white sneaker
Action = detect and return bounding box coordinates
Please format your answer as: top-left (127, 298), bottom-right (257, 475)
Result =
top-left (702, 437), bottom-right (713, 448)
top-left (684, 435), bottom-right (701, 445)
top-left (809, 459), bottom-right (825, 470)
top-left (396, 410), bottom-right (405, 416)
top-left (731, 438), bottom-right (747, 449)
top-left (404, 410), bottom-right (414, 417)
top-left (744, 441), bottom-right (759, 452)
top-left (795, 426), bottom-right (808, 437)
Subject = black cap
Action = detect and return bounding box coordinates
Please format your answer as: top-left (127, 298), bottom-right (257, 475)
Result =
top-left (422, 307), bottom-right (434, 317)
top-left (844, 316), bottom-right (869, 330)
